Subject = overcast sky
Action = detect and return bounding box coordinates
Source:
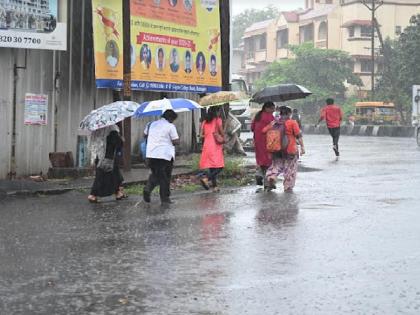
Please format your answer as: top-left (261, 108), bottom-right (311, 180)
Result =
top-left (232, 0), bottom-right (305, 16)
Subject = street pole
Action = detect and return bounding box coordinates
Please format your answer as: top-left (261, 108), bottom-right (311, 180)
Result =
top-left (122, 0), bottom-right (131, 171)
top-left (362, 0), bottom-right (383, 100)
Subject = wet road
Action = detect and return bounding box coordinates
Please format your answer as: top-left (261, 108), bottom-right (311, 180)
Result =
top-left (1, 135), bottom-right (420, 314)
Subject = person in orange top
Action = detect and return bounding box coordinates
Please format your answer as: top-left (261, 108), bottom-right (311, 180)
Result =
top-left (317, 98), bottom-right (343, 158)
top-left (265, 106), bottom-right (305, 193)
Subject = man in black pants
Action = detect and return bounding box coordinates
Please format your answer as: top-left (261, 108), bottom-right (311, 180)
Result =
top-left (143, 110), bottom-right (180, 204)
top-left (316, 98), bottom-right (343, 158)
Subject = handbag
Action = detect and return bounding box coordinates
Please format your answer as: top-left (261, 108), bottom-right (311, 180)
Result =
top-left (140, 122), bottom-right (153, 159)
top-left (97, 157), bottom-right (114, 173)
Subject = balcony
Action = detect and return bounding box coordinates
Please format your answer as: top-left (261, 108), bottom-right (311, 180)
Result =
top-left (315, 40), bottom-right (327, 48)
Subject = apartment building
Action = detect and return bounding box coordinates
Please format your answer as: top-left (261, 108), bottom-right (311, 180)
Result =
top-left (238, 0), bottom-right (420, 95)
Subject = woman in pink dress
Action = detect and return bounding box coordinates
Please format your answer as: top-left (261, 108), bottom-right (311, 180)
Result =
top-left (199, 107), bottom-right (225, 192)
top-left (251, 102), bottom-right (275, 187)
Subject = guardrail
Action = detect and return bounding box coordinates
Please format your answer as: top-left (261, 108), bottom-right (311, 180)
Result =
top-left (302, 125), bottom-right (415, 138)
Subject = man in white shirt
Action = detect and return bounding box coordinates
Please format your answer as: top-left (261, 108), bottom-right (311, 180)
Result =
top-left (143, 110), bottom-right (180, 204)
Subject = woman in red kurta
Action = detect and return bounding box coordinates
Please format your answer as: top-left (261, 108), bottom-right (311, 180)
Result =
top-left (251, 102), bottom-right (275, 186)
top-left (199, 107), bottom-right (225, 192)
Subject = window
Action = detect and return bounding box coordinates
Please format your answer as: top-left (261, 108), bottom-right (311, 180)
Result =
top-left (360, 25), bottom-right (372, 37)
top-left (360, 60), bottom-right (373, 73)
top-left (258, 34), bottom-right (267, 50)
top-left (318, 21), bottom-right (327, 41)
top-left (277, 29), bottom-right (289, 48)
top-left (348, 26), bottom-right (355, 38)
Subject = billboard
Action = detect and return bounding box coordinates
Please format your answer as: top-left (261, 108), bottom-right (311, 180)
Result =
top-left (0, 0), bottom-right (67, 50)
top-left (92, 0), bottom-right (222, 93)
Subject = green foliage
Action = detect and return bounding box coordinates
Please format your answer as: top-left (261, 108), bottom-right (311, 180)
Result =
top-left (255, 44), bottom-right (363, 120)
top-left (124, 184), bottom-right (144, 195)
top-left (189, 154), bottom-right (244, 178)
top-left (376, 14), bottom-right (420, 124)
top-left (232, 6), bottom-right (279, 48)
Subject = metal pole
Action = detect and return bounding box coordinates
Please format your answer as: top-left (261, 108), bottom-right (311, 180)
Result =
top-left (371, 0), bottom-right (375, 100)
top-left (122, 0), bottom-right (131, 171)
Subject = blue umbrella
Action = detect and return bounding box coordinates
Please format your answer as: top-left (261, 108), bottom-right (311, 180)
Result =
top-left (133, 98), bottom-right (202, 118)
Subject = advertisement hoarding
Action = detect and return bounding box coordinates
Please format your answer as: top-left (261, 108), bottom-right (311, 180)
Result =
top-left (0, 0), bottom-right (66, 50)
top-left (92, 0), bottom-right (222, 93)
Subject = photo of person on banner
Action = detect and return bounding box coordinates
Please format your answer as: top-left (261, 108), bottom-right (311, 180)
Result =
top-left (183, 0), bottom-right (193, 11)
top-left (210, 54), bottom-right (217, 77)
top-left (184, 50), bottom-right (192, 74)
top-left (196, 52), bottom-right (206, 76)
top-left (168, 0), bottom-right (177, 7)
top-left (170, 48), bottom-right (180, 73)
top-left (156, 47), bottom-right (165, 71)
top-left (105, 40), bottom-right (119, 68)
top-left (140, 44), bottom-right (152, 69)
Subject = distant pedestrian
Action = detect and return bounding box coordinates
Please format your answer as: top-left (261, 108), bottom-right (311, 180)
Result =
top-left (251, 101), bottom-right (275, 187)
top-left (265, 106), bottom-right (305, 193)
top-left (143, 110), bottom-right (180, 204)
top-left (317, 98), bottom-right (343, 158)
top-left (291, 108), bottom-right (302, 129)
top-left (88, 125), bottom-right (126, 203)
top-left (199, 107), bottom-right (225, 192)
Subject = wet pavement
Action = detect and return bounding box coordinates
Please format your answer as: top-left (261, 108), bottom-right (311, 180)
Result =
top-left (1, 135), bottom-right (420, 314)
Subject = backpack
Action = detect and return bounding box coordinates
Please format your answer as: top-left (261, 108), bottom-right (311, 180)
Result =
top-left (266, 120), bottom-right (289, 154)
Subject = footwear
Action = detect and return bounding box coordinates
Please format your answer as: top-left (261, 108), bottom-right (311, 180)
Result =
top-left (88, 195), bottom-right (99, 203)
top-left (212, 186), bottom-right (220, 193)
top-left (333, 145), bottom-right (339, 156)
top-left (161, 199), bottom-right (174, 205)
top-left (256, 175), bottom-right (264, 186)
top-left (199, 177), bottom-right (210, 190)
top-left (143, 190), bottom-right (151, 203)
top-left (116, 192), bottom-right (128, 200)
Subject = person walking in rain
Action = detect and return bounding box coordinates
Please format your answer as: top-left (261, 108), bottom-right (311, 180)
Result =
top-left (198, 107), bottom-right (225, 192)
top-left (292, 108), bottom-right (302, 129)
top-left (265, 106), bottom-right (305, 192)
top-left (251, 101), bottom-right (275, 188)
top-left (316, 98), bottom-right (343, 159)
top-left (88, 125), bottom-right (127, 203)
top-left (143, 110), bottom-right (180, 204)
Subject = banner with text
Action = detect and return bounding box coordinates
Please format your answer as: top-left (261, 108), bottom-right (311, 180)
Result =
top-left (0, 0), bottom-right (66, 50)
top-left (92, 0), bottom-right (222, 93)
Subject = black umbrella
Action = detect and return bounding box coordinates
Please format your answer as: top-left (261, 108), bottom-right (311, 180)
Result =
top-left (251, 84), bottom-right (312, 104)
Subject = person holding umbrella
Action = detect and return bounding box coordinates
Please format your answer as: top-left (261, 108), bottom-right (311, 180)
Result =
top-left (88, 125), bottom-right (127, 203)
top-left (143, 110), bottom-right (180, 205)
top-left (265, 106), bottom-right (305, 193)
top-left (251, 101), bottom-right (275, 188)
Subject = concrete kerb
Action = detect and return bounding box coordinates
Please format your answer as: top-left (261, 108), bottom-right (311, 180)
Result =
top-left (303, 124), bottom-right (414, 138)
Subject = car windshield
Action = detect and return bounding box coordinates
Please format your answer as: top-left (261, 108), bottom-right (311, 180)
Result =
top-left (231, 80), bottom-right (247, 93)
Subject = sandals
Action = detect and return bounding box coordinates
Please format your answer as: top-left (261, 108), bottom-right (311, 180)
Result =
top-left (88, 195), bottom-right (99, 203)
top-left (116, 193), bottom-right (128, 200)
top-left (199, 177), bottom-right (210, 190)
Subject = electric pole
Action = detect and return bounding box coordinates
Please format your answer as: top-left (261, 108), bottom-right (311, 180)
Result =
top-left (361, 0), bottom-right (383, 100)
top-left (122, 0), bottom-right (131, 171)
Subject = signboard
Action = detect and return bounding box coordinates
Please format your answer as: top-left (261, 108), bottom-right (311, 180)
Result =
top-left (0, 0), bottom-right (67, 50)
top-left (24, 93), bottom-right (48, 125)
top-left (92, 0), bottom-right (222, 93)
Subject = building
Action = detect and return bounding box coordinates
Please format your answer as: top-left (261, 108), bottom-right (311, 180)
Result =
top-left (0, 0), bottom-right (53, 30)
top-left (239, 0), bottom-right (420, 96)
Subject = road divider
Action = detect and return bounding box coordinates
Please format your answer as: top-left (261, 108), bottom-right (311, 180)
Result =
top-left (303, 125), bottom-right (415, 138)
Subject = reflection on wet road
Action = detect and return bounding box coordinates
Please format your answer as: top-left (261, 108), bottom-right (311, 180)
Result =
top-left (1, 135), bottom-right (420, 314)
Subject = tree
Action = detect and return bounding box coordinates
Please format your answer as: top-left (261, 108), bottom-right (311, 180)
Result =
top-left (255, 44), bottom-right (362, 120)
top-left (232, 6), bottom-right (279, 48)
top-left (376, 14), bottom-right (420, 124)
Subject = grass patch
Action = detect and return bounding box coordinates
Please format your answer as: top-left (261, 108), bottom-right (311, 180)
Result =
top-left (124, 184), bottom-right (144, 195)
top-left (189, 154), bottom-right (245, 178)
top-left (181, 183), bottom-right (202, 193)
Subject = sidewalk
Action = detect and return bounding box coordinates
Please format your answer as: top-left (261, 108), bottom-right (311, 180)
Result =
top-left (0, 159), bottom-right (192, 197)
